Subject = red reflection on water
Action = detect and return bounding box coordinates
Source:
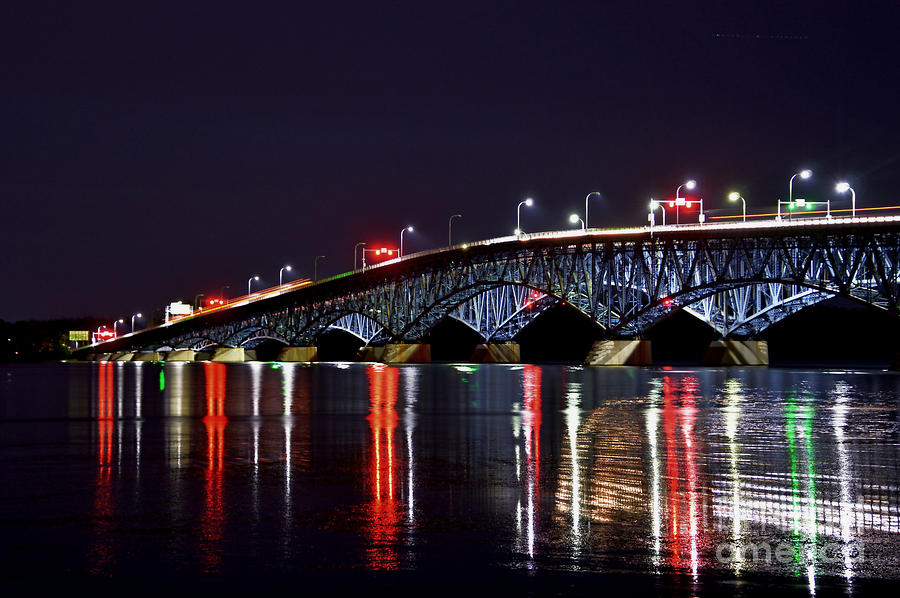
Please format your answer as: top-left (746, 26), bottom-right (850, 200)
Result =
top-left (365, 364), bottom-right (400, 569)
top-left (662, 375), bottom-right (703, 576)
top-left (523, 365), bottom-right (542, 486)
top-left (90, 362), bottom-right (115, 573)
top-left (202, 362), bottom-right (227, 572)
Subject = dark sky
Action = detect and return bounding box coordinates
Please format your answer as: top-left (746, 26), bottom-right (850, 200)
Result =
top-left (2, 0), bottom-right (898, 321)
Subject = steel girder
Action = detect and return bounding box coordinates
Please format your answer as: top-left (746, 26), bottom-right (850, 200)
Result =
top-left (132, 226), bottom-right (900, 350)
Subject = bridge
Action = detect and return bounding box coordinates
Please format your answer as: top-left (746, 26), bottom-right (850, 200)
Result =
top-left (80, 214), bottom-right (900, 365)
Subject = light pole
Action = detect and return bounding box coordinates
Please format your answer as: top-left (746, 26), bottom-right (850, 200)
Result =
top-left (516, 197), bottom-right (534, 235)
top-left (783, 169), bottom-right (812, 220)
top-left (836, 182), bottom-right (856, 217)
top-left (248, 275), bottom-right (259, 295)
top-left (569, 213), bottom-right (585, 230)
top-left (279, 265), bottom-right (292, 285)
top-left (131, 313), bottom-right (142, 333)
top-left (728, 192), bottom-right (746, 222)
top-left (675, 180), bottom-right (696, 225)
top-left (314, 255), bottom-right (325, 281)
top-left (113, 318), bottom-right (124, 337)
top-left (400, 225), bottom-right (414, 257)
top-left (354, 242), bottom-right (367, 270)
top-left (584, 191), bottom-right (601, 228)
top-left (194, 293), bottom-right (204, 310)
top-left (649, 199), bottom-right (665, 226)
top-left (448, 214), bottom-right (462, 246)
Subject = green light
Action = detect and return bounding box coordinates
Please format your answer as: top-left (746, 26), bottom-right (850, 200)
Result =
top-left (159, 369), bottom-right (165, 391)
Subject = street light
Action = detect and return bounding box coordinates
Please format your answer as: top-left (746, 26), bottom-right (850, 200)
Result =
top-left (836, 182), bottom-right (856, 217)
top-left (354, 242), bottom-right (367, 270)
top-left (783, 169), bottom-right (812, 220)
top-left (314, 255), bottom-right (325, 281)
top-left (448, 214), bottom-right (462, 246)
top-left (400, 225), bottom-right (414, 257)
top-left (113, 318), bottom-right (124, 337)
top-left (569, 213), bottom-right (585, 230)
top-left (248, 275), bottom-right (259, 295)
top-left (649, 199), bottom-right (665, 227)
top-left (516, 197), bottom-right (534, 235)
top-left (131, 313), bottom-right (143, 333)
top-left (279, 265), bottom-right (292, 285)
top-left (194, 293), bottom-right (204, 310)
top-left (674, 180), bottom-right (696, 225)
top-left (584, 191), bottom-right (601, 228)
top-left (728, 191), bottom-right (747, 222)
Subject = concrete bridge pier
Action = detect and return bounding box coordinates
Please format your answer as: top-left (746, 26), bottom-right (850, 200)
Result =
top-left (470, 343), bottom-right (520, 363)
top-left (278, 346), bottom-right (318, 362)
top-left (166, 350), bottom-right (196, 362)
top-left (111, 352), bottom-right (134, 361)
top-left (132, 351), bottom-right (162, 362)
top-left (584, 340), bottom-right (653, 366)
top-left (210, 347), bottom-right (257, 362)
top-left (701, 340), bottom-right (769, 366)
top-left (382, 343), bottom-right (431, 364)
top-left (357, 346), bottom-right (385, 362)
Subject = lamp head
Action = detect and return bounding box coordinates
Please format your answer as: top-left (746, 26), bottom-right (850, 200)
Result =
top-left (524, 198), bottom-right (533, 207)
top-left (685, 180), bottom-right (696, 190)
top-left (118, 319), bottom-right (124, 323)
top-left (569, 214), bottom-right (580, 224)
top-left (285, 265), bottom-right (292, 271)
top-left (407, 226), bottom-right (414, 232)
top-left (800, 169), bottom-right (812, 179)
top-left (728, 192), bottom-right (740, 201)
top-left (136, 313), bottom-right (142, 318)
top-left (253, 276), bottom-right (259, 281)
top-left (649, 200), bottom-right (658, 210)
top-left (836, 182), bottom-right (850, 193)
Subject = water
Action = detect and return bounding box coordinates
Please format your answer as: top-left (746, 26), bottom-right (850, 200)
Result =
top-left (1, 362), bottom-right (900, 594)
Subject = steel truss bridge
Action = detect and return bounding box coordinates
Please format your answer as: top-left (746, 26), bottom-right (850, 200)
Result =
top-left (91, 216), bottom-right (900, 353)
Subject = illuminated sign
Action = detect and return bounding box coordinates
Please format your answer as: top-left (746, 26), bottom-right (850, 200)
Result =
top-left (69, 330), bottom-right (90, 341)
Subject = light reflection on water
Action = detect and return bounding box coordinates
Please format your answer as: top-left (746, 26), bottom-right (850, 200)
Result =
top-left (2, 362), bottom-right (900, 591)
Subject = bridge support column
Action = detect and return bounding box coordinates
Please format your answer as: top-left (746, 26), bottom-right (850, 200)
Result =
top-left (211, 347), bottom-right (257, 362)
top-left (584, 340), bottom-right (652, 366)
top-left (166, 350), bottom-right (196, 362)
top-left (111, 352), bottom-right (134, 361)
top-left (701, 340), bottom-right (769, 366)
top-left (132, 351), bottom-right (162, 362)
top-left (470, 343), bottom-right (520, 363)
top-left (383, 343), bottom-right (431, 364)
top-left (278, 346), bottom-right (318, 362)
top-left (357, 346), bottom-right (385, 362)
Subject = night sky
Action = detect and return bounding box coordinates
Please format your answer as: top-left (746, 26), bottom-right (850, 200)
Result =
top-left (2, 1), bottom-right (898, 321)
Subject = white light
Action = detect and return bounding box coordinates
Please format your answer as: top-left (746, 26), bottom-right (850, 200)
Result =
top-left (514, 228), bottom-right (522, 235)
top-left (407, 226), bottom-right (414, 232)
top-left (728, 192), bottom-right (740, 201)
top-left (836, 182), bottom-right (850, 193)
top-left (800, 169), bottom-right (812, 179)
top-left (524, 198), bottom-right (533, 207)
top-left (685, 180), bottom-right (696, 190)
top-left (254, 276), bottom-right (259, 280)
top-left (569, 214), bottom-right (579, 224)
top-left (649, 200), bottom-right (658, 209)
top-left (285, 265), bottom-right (292, 271)
top-left (136, 313), bottom-right (142, 318)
